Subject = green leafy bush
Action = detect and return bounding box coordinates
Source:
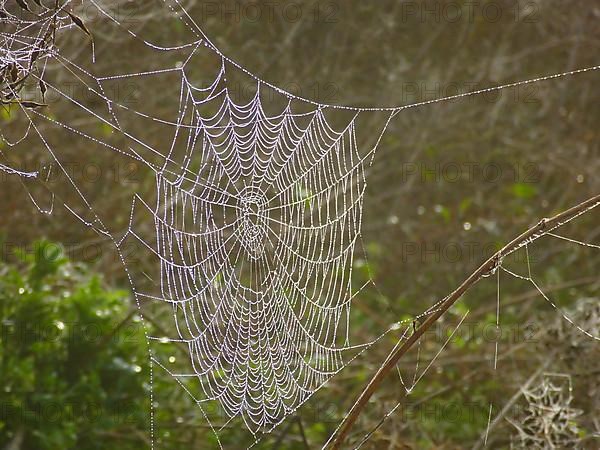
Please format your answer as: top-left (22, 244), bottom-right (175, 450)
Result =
top-left (0, 241), bottom-right (150, 450)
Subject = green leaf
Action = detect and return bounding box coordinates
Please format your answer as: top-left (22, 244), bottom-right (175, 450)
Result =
top-left (510, 182), bottom-right (537, 199)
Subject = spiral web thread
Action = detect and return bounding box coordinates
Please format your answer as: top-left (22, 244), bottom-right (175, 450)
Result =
top-left (120, 56), bottom-right (391, 434)
top-left (2, 0), bottom-right (600, 447)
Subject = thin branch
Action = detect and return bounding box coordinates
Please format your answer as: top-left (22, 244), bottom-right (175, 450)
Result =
top-left (297, 417), bottom-right (311, 450)
top-left (272, 418), bottom-right (297, 450)
top-left (324, 193), bottom-right (600, 449)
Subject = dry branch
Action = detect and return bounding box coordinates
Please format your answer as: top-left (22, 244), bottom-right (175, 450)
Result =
top-left (325, 193), bottom-right (600, 449)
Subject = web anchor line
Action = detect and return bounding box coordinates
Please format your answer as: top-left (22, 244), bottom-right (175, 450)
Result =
top-left (163, 0), bottom-right (600, 112)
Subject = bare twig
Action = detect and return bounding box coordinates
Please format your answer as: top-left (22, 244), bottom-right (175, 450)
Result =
top-left (324, 193), bottom-right (600, 449)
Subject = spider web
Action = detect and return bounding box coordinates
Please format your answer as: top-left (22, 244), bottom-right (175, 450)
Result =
top-left (119, 58), bottom-right (390, 433)
top-left (2, 1), bottom-right (399, 441)
top-left (2, 0), bottom-right (600, 448)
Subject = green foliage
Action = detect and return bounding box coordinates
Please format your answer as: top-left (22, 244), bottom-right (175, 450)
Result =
top-left (510, 182), bottom-right (538, 199)
top-left (0, 241), bottom-right (149, 450)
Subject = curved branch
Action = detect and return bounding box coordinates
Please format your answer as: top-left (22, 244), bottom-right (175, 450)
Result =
top-left (324, 193), bottom-right (600, 449)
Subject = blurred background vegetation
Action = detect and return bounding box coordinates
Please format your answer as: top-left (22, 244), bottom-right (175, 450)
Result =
top-left (1, 0), bottom-right (599, 448)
